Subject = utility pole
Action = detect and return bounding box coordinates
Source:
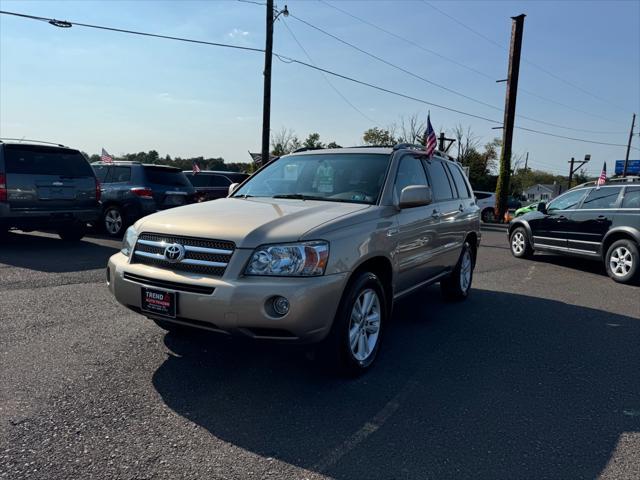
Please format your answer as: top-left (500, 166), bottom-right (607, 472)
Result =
top-left (623, 113), bottom-right (636, 177)
top-left (261, 0), bottom-right (275, 168)
top-left (524, 151), bottom-right (529, 171)
top-left (495, 14), bottom-right (525, 222)
top-left (568, 154), bottom-right (590, 189)
top-left (438, 132), bottom-right (456, 153)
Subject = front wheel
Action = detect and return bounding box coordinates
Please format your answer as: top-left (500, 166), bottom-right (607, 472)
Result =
top-left (481, 208), bottom-right (495, 223)
top-left (441, 241), bottom-right (474, 301)
top-left (510, 227), bottom-right (533, 259)
top-left (320, 271), bottom-right (387, 376)
top-left (605, 239), bottom-right (639, 284)
top-left (103, 206), bottom-right (126, 237)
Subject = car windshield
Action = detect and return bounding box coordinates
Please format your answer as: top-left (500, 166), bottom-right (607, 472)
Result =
top-left (232, 153), bottom-right (391, 204)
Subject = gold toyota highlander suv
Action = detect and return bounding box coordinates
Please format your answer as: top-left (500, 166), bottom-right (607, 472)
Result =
top-left (107, 145), bottom-right (481, 374)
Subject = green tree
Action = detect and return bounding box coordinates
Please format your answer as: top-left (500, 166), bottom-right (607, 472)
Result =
top-left (362, 127), bottom-right (396, 146)
top-left (303, 132), bottom-right (324, 150)
top-left (326, 141), bottom-right (341, 149)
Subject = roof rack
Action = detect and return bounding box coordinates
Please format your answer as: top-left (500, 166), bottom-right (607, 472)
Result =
top-left (392, 143), bottom-right (457, 162)
top-left (574, 176), bottom-right (640, 188)
top-left (293, 147), bottom-right (324, 153)
top-left (0, 138), bottom-right (68, 147)
top-left (91, 160), bottom-right (142, 165)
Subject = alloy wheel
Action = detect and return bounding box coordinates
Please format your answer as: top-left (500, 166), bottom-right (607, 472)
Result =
top-left (348, 289), bottom-right (381, 362)
top-left (460, 249), bottom-right (472, 292)
top-left (105, 209), bottom-right (123, 235)
top-left (512, 231), bottom-right (525, 255)
top-left (609, 247), bottom-right (633, 277)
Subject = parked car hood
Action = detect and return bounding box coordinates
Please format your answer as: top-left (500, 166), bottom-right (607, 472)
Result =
top-left (135, 197), bottom-right (371, 248)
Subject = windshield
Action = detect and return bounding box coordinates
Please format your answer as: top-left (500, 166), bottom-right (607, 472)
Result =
top-left (233, 153), bottom-right (391, 204)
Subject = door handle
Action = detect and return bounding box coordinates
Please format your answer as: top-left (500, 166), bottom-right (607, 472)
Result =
top-left (597, 215), bottom-right (606, 220)
top-left (431, 210), bottom-right (441, 219)
top-left (557, 215), bottom-right (568, 221)
top-left (458, 204), bottom-right (464, 212)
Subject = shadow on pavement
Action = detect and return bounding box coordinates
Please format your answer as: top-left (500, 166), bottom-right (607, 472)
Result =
top-left (152, 287), bottom-right (640, 479)
top-left (533, 252), bottom-right (608, 278)
top-left (0, 231), bottom-right (119, 273)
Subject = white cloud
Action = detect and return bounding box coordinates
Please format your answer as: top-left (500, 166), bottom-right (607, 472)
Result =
top-left (227, 28), bottom-right (250, 39)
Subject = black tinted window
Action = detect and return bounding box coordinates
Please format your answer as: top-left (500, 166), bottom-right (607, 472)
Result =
top-left (474, 192), bottom-right (491, 200)
top-left (210, 175), bottom-right (231, 187)
top-left (186, 173), bottom-right (208, 187)
top-left (622, 187), bottom-right (640, 208)
top-left (447, 164), bottom-right (471, 199)
top-left (580, 187), bottom-right (622, 209)
top-left (5, 145), bottom-right (94, 177)
top-left (92, 165), bottom-right (110, 182)
top-left (110, 166), bottom-right (131, 182)
top-left (426, 160), bottom-right (454, 201)
top-left (395, 157), bottom-right (428, 200)
top-left (143, 167), bottom-right (190, 187)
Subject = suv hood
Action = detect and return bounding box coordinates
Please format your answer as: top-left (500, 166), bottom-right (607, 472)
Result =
top-left (136, 197), bottom-right (370, 248)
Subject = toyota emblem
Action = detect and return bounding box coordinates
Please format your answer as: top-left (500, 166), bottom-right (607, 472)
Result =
top-left (164, 243), bottom-right (185, 263)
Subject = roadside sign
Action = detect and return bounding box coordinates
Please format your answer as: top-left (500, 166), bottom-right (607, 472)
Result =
top-left (615, 160), bottom-right (640, 175)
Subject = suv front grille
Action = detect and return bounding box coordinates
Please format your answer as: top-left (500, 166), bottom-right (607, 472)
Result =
top-left (131, 232), bottom-right (235, 276)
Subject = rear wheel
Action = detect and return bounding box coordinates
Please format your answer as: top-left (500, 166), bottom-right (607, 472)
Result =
top-left (441, 241), bottom-right (475, 301)
top-left (481, 208), bottom-right (495, 223)
top-left (58, 223), bottom-right (87, 241)
top-left (605, 239), bottom-right (639, 284)
top-left (510, 227), bottom-right (533, 259)
top-left (103, 206), bottom-right (126, 237)
top-left (320, 271), bottom-right (386, 376)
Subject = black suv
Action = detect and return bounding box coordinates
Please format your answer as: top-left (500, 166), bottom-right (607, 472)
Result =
top-left (183, 170), bottom-right (250, 202)
top-left (92, 162), bottom-right (196, 236)
top-left (508, 179), bottom-right (640, 284)
top-left (0, 139), bottom-right (101, 241)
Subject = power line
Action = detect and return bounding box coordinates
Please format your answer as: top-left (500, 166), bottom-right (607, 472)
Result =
top-left (281, 19), bottom-right (380, 125)
top-left (1, 9), bottom-right (636, 152)
top-left (320, 0), bottom-right (627, 129)
top-left (420, 0), bottom-right (632, 114)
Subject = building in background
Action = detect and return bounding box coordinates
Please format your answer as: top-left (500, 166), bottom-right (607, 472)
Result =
top-left (523, 183), bottom-right (562, 202)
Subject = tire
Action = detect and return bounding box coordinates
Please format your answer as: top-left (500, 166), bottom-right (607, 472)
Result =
top-left (103, 206), bottom-right (126, 237)
top-left (605, 239), bottom-right (639, 284)
top-left (481, 208), bottom-right (495, 223)
top-left (441, 241), bottom-right (475, 301)
top-left (320, 271), bottom-right (387, 376)
top-left (57, 224), bottom-right (87, 241)
top-left (510, 227), bottom-right (533, 259)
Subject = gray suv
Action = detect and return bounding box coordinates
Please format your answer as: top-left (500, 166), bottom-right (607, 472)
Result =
top-left (106, 146), bottom-right (480, 374)
top-left (0, 139), bottom-right (101, 241)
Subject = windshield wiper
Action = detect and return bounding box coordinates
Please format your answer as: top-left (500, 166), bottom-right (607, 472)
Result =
top-left (234, 194), bottom-right (254, 198)
top-left (272, 194), bottom-right (332, 201)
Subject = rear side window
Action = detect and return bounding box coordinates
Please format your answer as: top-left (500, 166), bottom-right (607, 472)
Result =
top-left (622, 187), bottom-right (640, 208)
top-left (110, 166), bottom-right (131, 183)
top-left (474, 192), bottom-right (491, 200)
top-left (186, 173), bottom-right (208, 187)
top-left (93, 165), bottom-right (110, 182)
top-left (5, 145), bottom-right (94, 177)
top-left (447, 163), bottom-right (471, 199)
top-left (579, 187), bottom-right (622, 209)
top-left (143, 167), bottom-right (190, 187)
top-left (210, 175), bottom-right (231, 187)
top-left (425, 160), bottom-right (454, 201)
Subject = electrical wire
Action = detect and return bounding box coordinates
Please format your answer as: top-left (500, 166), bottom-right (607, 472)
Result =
top-left (420, 0), bottom-right (632, 114)
top-left (1, 9), bottom-right (636, 151)
top-left (320, 0), bottom-right (628, 129)
top-left (281, 19), bottom-right (380, 125)
top-left (291, 10), bottom-right (628, 135)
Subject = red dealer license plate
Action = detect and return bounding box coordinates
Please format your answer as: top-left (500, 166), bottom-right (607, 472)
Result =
top-left (141, 287), bottom-right (176, 318)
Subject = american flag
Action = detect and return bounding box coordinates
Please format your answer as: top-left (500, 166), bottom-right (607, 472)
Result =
top-left (596, 162), bottom-right (607, 190)
top-left (192, 160), bottom-right (201, 174)
top-left (101, 148), bottom-right (113, 163)
top-left (423, 113), bottom-right (437, 158)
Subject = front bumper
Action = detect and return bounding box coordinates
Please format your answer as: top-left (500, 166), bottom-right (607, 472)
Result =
top-left (107, 252), bottom-right (348, 343)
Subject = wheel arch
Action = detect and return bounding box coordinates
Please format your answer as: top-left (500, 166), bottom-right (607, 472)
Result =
top-left (345, 255), bottom-right (394, 317)
top-left (602, 228), bottom-right (640, 258)
top-left (509, 219), bottom-right (533, 244)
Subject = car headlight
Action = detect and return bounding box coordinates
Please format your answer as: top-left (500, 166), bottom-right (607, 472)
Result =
top-left (245, 241), bottom-right (329, 276)
top-left (121, 226), bottom-right (139, 256)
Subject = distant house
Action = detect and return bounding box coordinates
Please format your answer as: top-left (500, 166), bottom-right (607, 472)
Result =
top-left (523, 183), bottom-right (562, 202)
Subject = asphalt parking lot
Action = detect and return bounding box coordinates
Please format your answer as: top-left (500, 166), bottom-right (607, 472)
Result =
top-left (1, 228), bottom-right (639, 480)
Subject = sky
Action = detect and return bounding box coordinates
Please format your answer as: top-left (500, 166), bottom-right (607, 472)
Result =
top-left (1, 0), bottom-right (639, 175)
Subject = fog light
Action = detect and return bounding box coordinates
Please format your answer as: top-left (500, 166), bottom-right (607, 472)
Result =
top-left (272, 296), bottom-right (290, 316)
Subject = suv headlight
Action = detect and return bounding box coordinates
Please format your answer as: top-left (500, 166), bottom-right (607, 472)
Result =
top-left (121, 226), bottom-right (139, 256)
top-left (245, 241), bottom-right (329, 276)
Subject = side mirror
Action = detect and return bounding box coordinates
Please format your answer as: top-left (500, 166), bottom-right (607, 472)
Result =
top-left (537, 202), bottom-right (547, 213)
top-left (398, 185), bottom-right (433, 209)
top-left (228, 183), bottom-right (240, 196)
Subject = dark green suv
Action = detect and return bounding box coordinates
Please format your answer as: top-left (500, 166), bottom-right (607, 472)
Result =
top-left (0, 139), bottom-right (101, 241)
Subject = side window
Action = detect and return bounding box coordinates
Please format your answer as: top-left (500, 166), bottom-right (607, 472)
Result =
top-left (111, 166), bottom-right (131, 183)
top-left (474, 192), bottom-right (490, 200)
top-left (447, 164), bottom-right (471, 199)
top-left (621, 186), bottom-right (640, 209)
top-left (425, 160), bottom-right (454, 201)
top-left (579, 187), bottom-right (622, 209)
top-left (394, 157), bottom-right (428, 200)
top-left (210, 175), bottom-right (231, 187)
top-left (92, 165), bottom-right (109, 182)
top-left (187, 174), bottom-right (208, 187)
top-left (547, 189), bottom-right (587, 212)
